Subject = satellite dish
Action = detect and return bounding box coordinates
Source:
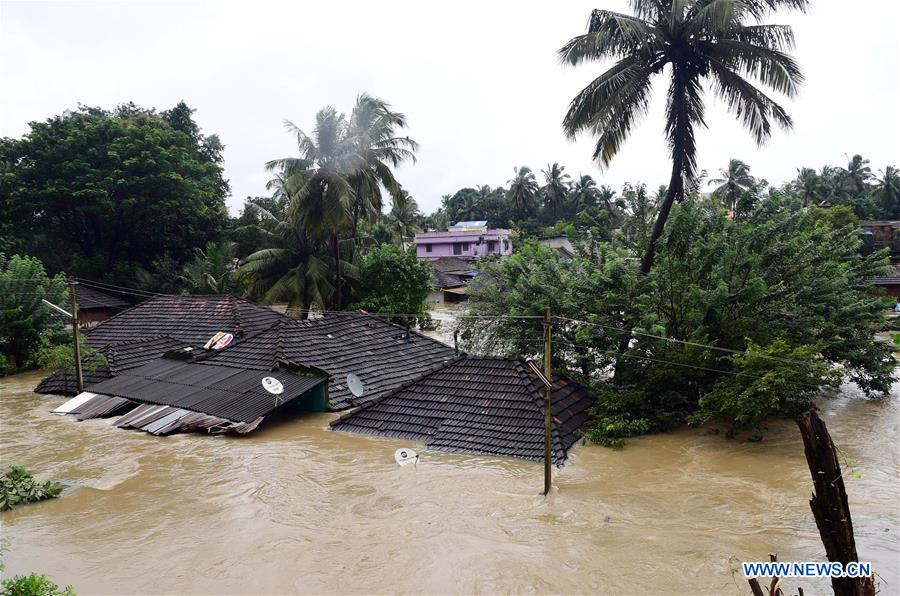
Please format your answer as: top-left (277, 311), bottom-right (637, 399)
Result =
top-left (261, 376), bottom-right (284, 395)
top-left (394, 447), bottom-right (418, 466)
top-left (347, 373), bottom-right (364, 398)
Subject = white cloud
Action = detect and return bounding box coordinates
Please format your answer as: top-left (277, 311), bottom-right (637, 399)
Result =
top-left (2, 0), bottom-right (897, 215)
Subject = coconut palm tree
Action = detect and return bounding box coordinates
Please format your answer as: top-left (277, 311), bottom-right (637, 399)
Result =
top-left (346, 94), bottom-right (419, 243)
top-left (507, 166), bottom-right (539, 214)
top-left (560, 0), bottom-right (806, 273)
top-left (709, 159), bottom-right (755, 212)
top-left (597, 184), bottom-right (621, 226)
top-left (541, 162), bottom-right (571, 219)
top-left (180, 240), bottom-right (238, 294)
top-left (236, 204), bottom-right (339, 319)
top-left (841, 154), bottom-right (873, 196)
top-left (266, 94), bottom-right (417, 309)
top-left (795, 167), bottom-right (821, 207)
top-left (390, 190), bottom-right (421, 248)
top-left (569, 174), bottom-right (600, 211)
top-left (875, 165), bottom-right (900, 219)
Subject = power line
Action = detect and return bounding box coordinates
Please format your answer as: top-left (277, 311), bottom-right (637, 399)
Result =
top-left (512, 338), bottom-right (831, 391)
top-left (552, 315), bottom-right (817, 367)
top-left (284, 308), bottom-right (545, 320)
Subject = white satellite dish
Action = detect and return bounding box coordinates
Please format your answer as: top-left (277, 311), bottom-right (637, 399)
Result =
top-left (261, 376), bottom-right (284, 395)
top-left (346, 373), bottom-right (364, 398)
top-left (394, 447), bottom-right (418, 466)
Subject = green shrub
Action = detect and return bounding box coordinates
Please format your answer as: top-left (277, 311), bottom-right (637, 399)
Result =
top-left (1, 573), bottom-right (74, 596)
top-left (0, 466), bottom-right (63, 512)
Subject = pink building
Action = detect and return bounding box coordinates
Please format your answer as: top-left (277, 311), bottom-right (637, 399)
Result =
top-left (415, 222), bottom-right (513, 261)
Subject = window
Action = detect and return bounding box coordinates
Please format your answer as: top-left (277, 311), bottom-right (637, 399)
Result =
top-left (462, 242), bottom-right (470, 251)
top-left (488, 240), bottom-right (497, 252)
top-left (453, 242), bottom-right (462, 255)
top-left (425, 244), bottom-right (432, 253)
top-left (503, 240), bottom-right (509, 251)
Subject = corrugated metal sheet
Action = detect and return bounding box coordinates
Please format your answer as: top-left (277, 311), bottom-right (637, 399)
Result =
top-left (86, 359), bottom-right (327, 423)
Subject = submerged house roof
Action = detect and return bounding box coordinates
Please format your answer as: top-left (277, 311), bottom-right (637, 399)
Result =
top-left (205, 314), bottom-right (457, 410)
top-left (35, 335), bottom-right (188, 395)
top-left (36, 295), bottom-right (287, 396)
top-left (74, 285), bottom-right (129, 311)
top-left (53, 355), bottom-right (328, 435)
top-left (38, 296), bottom-right (457, 412)
top-left (330, 356), bottom-right (594, 465)
top-left (85, 294), bottom-right (285, 346)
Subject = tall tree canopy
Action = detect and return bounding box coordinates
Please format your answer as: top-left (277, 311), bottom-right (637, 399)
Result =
top-left (559, 0), bottom-right (806, 274)
top-left (0, 102), bottom-right (230, 283)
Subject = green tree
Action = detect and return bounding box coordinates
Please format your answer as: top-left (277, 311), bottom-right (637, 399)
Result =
top-left (460, 195), bottom-right (894, 444)
top-left (0, 254), bottom-right (68, 371)
top-left (0, 103), bottom-right (229, 283)
top-left (795, 167), bottom-right (821, 207)
top-left (507, 166), bottom-right (539, 214)
top-left (179, 240), bottom-right (238, 294)
top-left (569, 174), bottom-right (600, 212)
top-left (541, 162), bottom-right (571, 219)
top-left (389, 190), bottom-right (421, 248)
top-left (709, 159), bottom-right (755, 212)
top-left (875, 165), bottom-right (900, 219)
top-left (237, 204), bottom-right (340, 318)
top-left (559, 0), bottom-right (805, 274)
top-left (349, 244), bottom-right (432, 326)
top-left (267, 94), bottom-right (417, 309)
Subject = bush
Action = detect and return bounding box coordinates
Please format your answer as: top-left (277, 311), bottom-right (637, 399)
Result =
top-left (0, 465), bottom-right (63, 512)
top-left (1, 574), bottom-right (74, 596)
top-left (349, 244), bottom-right (432, 326)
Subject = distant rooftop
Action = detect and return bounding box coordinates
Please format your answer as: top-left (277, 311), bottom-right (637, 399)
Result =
top-left (449, 220), bottom-right (488, 231)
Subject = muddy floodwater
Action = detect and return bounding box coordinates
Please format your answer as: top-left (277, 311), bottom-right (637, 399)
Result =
top-left (1, 370), bottom-right (898, 595)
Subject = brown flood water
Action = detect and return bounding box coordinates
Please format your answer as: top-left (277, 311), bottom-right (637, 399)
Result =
top-left (1, 370), bottom-right (898, 595)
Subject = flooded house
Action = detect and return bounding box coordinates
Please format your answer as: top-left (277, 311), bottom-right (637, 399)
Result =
top-left (72, 284), bottom-right (130, 327)
top-left (38, 295), bottom-right (458, 434)
top-left (330, 356), bottom-right (595, 464)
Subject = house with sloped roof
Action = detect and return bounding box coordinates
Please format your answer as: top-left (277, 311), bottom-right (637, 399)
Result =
top-left (73, 284), bottom-right (129, 327)
top-left (38, 296), bottom-right (457, 409)
top-left (330, 356), bottom-right (595, 465)
top-left (36, 295), bottom-right (286, 396)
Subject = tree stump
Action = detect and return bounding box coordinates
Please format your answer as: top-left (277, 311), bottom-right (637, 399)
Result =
top-left (796, 411), bottom-right (876, 596)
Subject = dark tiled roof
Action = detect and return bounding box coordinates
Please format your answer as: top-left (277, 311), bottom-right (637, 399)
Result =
top-left (430, 269), bottom-right (466, 289)
top-left (84, 295), bottom-right (285, 347)
top-left (330, 357), bottom-right (595, 464)
top-left (85, 358), bottom-right (327, 423)
top-left (431, 257), bottom-right (475, 274)
top-left (207, 314), bottom-right (457, 410)
top-left (74, 285), bottom-right (129, 310)
top-left (34, 335), bottom-right (188, 396)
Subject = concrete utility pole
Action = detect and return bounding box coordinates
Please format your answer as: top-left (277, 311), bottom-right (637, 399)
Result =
top-left (69, 278), bottom-right (84, 393)
top-left (543, 306), bottom-right (552, 496)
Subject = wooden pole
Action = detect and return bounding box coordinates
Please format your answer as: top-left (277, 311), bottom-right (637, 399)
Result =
top-left (543, 306), bottom-right (552, 495)
top-left (797, 410), bottom-right (876, 596)
top-left (69, 278), bottom-right (84, 393)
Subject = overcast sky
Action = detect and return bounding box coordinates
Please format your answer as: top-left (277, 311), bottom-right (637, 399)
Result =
top-left (1, 1), bottom-right (897, 215)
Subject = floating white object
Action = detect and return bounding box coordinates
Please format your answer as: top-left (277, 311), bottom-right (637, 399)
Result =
top-left (347, 373), bottom-right (364, 398)
top-left (52, 392), bottom-right (97, 414)
top-left (394, 447), bottom-right (418, 466)
top-left (261, 377), bottom-right (284, 395)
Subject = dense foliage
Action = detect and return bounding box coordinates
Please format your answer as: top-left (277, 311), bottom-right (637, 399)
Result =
top-left (459, 196), bottom-right (895, 445)
top-left (240, 93), bottom-right (417, 312)
top-left (0, 254), bottom-right (68, 372)
top-left (0, 102), bottom-right (229, 284)
top-left (349, 244), bottom-right (432, 325)
top-left (0, 465), bottom-right (63, 512)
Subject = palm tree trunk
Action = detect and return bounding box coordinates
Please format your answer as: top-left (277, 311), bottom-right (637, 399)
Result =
top-left (616, 76), bottom-right (690, 378)
top-left (331, 231), bottom-right (342, 310)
